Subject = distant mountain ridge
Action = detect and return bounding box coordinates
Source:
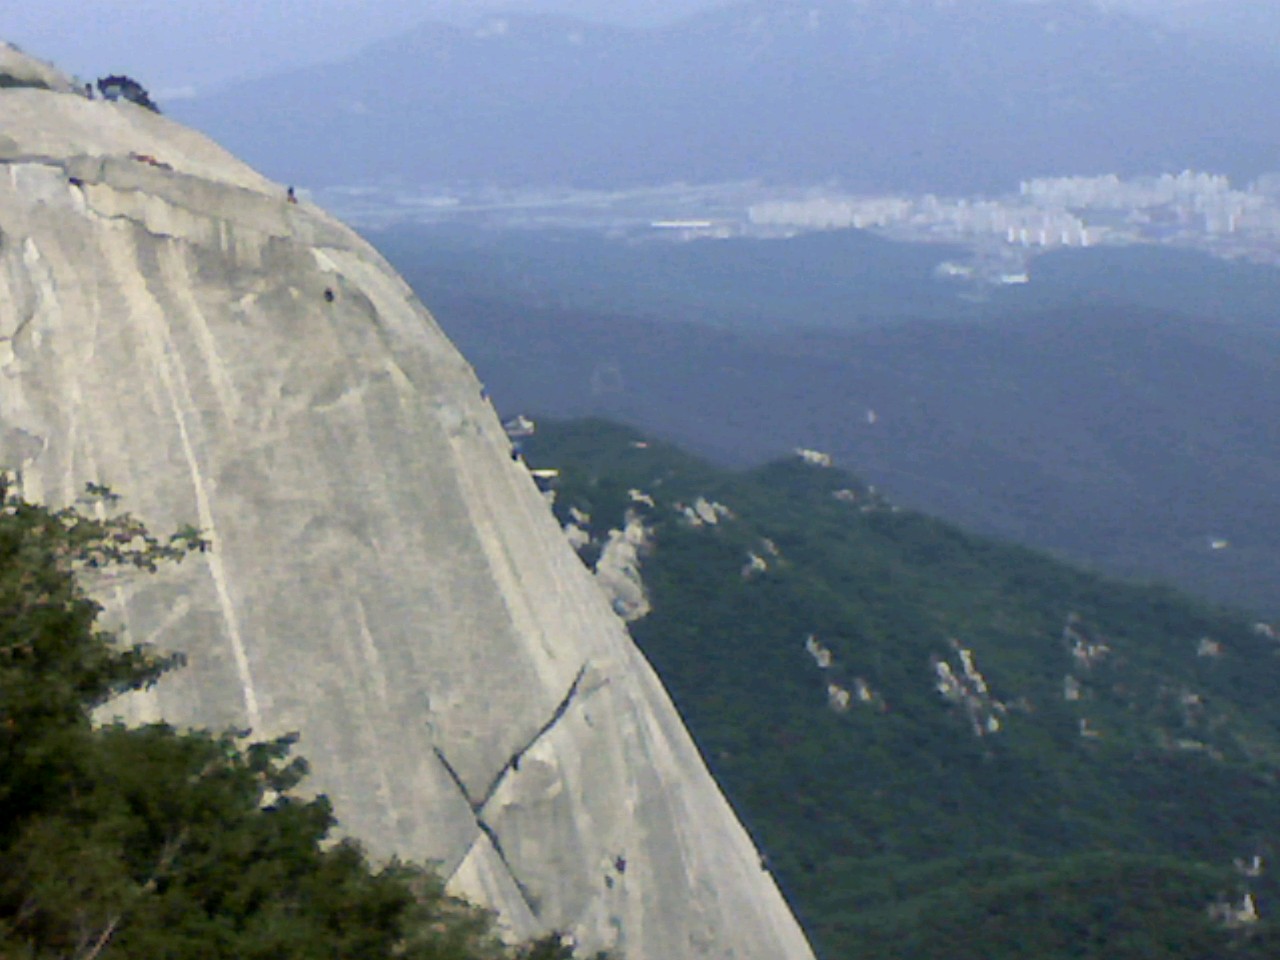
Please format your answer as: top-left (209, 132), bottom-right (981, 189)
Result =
top-left (175, 0), bottom-right (1280, 194)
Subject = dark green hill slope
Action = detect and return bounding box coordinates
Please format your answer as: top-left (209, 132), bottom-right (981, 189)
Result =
top-left (525, 419), bottom-right (1280, 960)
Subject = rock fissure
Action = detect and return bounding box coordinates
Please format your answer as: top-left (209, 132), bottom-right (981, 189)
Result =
top-left (433, 745), bottom-right (478, 808)
top-left (3, 307), bottom-right (36, 350)
top-left (475, 819), bottom-right (541, 919)
top-left (79, 204), bottom-right (184, 243)
top-left (476, 663), bottom-right (593, 811)
top-left (434, 745), bottom-right (540, 918)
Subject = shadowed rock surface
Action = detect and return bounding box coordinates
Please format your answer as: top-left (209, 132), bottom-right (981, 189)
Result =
top-left (0, 46), bottom-right (815, 960)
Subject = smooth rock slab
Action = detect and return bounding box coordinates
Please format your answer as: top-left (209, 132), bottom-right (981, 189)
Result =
top-left (0, 48), bottom-right (815, 960)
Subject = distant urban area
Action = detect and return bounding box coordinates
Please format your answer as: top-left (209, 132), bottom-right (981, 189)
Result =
top-left (323, 170), bottom-right (1280, 285)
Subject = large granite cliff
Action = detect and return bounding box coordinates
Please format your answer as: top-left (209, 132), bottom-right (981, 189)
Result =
top-left (0, 45), bottom-right (814, 960)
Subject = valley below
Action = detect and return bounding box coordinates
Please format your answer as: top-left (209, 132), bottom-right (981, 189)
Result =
top-left (378, 224), bottom-right (1280, 617)
top-left (523, 418), bottom-right (1280, 960)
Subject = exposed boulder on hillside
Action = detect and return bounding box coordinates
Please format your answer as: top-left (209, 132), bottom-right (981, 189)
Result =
top-left (0, 47), bottom-right (814, 960)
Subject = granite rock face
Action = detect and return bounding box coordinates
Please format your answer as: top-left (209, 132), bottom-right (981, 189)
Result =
top-left (0, 47), bottom-right (815, 960)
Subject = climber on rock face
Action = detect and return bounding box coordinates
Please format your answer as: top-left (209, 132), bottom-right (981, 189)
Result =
top-left (287, 186), bottom-right (297, 204)
top-left (323, 288), bottom-right (335, 303)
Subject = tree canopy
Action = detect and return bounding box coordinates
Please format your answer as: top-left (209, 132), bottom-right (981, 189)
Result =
top-left (526, 418), bottom-right (1280, 960)
top-left (95, 76), bottom-right (160, 113)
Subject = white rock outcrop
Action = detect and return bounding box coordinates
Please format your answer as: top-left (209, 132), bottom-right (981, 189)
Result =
top-left (933, 642), bottom-right (1006, 737)
top-left (593, 510), bottom-right (654, 622)
top-left (678, 496), bottom-right (734, 527)
top-left (0, 51), bottom-right (814, 960)
top-left (793, 447), bottom-right (832, 467)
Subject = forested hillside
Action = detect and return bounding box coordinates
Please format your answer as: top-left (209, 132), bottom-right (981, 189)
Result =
top-left (527, 419), bottom-right (1280, 960)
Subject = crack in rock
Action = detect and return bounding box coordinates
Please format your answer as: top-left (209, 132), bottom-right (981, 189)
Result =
top-left (432, 744), bottom-right (477, 807)
top-left (434, 745), bottom-right (539, 918)
top-left (0, 157), bottom-right (195, 241)
top-left (473, 819), bottom-right (540, 918)
top-left (432, 663), bottom-right (606, 922)
top-left (476, 664), bottom-right (596, 811)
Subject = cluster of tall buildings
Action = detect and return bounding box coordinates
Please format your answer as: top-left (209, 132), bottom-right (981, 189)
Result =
top-left (746, 171), bottom-right (1280, 263)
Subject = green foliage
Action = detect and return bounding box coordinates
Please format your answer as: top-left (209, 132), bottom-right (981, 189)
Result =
top-left (0, 480), bottom-right (203, 833)
top-left (95, 75), bottom-right (161, 113)
top-left (816, 852), bottom-right (1271, 960)
top-left (528, 419), bottom-right (1280, 960)
top-left (0, 479), bottom-right (580, 960)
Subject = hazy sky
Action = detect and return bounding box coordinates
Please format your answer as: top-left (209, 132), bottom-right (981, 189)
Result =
top-left (5, 0), bottom-right (725, 94)
top-left (6, 0), bottom-right (1270, 96)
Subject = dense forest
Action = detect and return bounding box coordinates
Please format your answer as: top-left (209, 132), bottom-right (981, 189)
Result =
top-left (0, 479), bottom-right (585, 960)
top-left (526, 418), bottom-right (1280, 960)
